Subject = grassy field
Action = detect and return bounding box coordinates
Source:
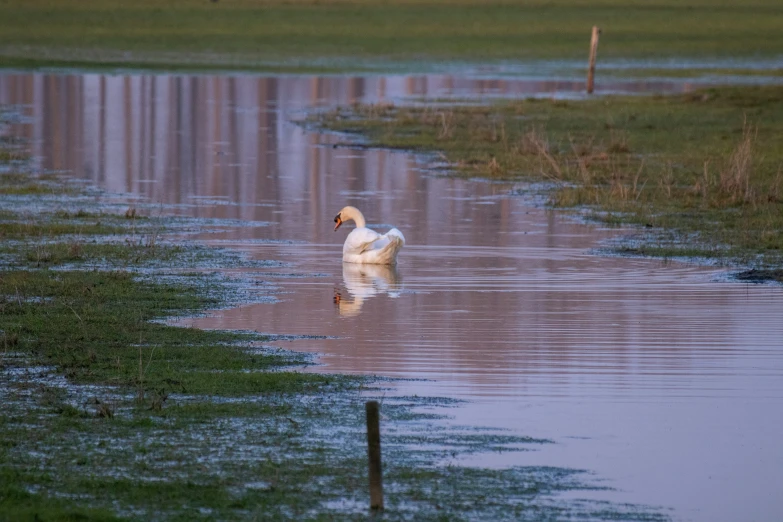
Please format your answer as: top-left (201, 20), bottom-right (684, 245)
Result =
top-left (315, 86), bottom-right (783, 275)
top-left (0, 0), bottom-right (781, 71)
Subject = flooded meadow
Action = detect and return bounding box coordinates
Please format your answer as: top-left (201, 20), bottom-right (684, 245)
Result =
top-left (2, 71), bottom-right (782, 521)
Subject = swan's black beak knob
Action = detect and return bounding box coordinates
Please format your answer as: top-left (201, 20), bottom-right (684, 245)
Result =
top-left (334, 214), bottom-right (342, 231)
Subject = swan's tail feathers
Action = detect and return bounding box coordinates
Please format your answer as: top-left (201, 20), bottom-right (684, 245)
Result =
top-left (380, 228), bottom-right (405, 264)
top-left (387, 228), bottom-right (406, 246)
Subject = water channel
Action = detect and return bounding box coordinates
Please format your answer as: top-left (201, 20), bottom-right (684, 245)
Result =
top-left (1, 71), bottom-right (782, 522)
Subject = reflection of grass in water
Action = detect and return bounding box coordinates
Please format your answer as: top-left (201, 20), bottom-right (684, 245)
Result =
top-left (315, 86), bottom-right (783, 272)
top-left (0, 0), bottom-right (781, 70)
top-left (0, 116), bottom-right (667, 521)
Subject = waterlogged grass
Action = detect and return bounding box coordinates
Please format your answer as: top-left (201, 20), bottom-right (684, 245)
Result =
top-left (17, 241), bottom-right (184, 267)
top-left (315, 86), bottom-right (783, 270)
top-left (0, 387), bottom-right (668, 522)
top-left (0, 269), bottom-right (331, 395)
top-left (0, 115), bottom-right (668, 520)
top-left (0, 0), bottom-right (781, 71)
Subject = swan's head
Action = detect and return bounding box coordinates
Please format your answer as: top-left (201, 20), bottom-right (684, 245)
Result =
top-left (333, 206), bottom-right (365, 231)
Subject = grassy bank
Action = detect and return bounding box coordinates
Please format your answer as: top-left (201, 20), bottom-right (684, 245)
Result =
top-left (314, 86), bottom-right (783, 275)
top-left (0, 112), bottom-right (670, 520)
top-left (0, 0), bottom-right (781, 72)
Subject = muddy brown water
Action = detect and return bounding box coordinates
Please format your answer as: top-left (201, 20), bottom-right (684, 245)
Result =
top-left (2, 72), bottom-right (783, 522)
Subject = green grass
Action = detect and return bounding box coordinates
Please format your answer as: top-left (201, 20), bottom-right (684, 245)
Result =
top-left (0, 269), bottom-right (330, 394)
top-left (0, 221), bottom-right (123, 238)
top-left (314, 86), bottom-right (783, 269)
top-left (0, 0), bottom-right (781, 71)
top-left (0, 150), bottom-right (26, 162)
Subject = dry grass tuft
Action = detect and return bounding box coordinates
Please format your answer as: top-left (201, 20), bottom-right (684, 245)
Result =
top-left (520, 128), bottom-right (562, 180)
top-left (569, 136), bottom-right (593, 184)
top-left (149, 389), bottom-right (169, 411)
top-left (607, 130), bottom-right (631, 153)
top-left (68, 240), bottom-right (83, 259)
top-left (437, 110), bottom-right (455, 140)
top-left (720, 119), bottom-right (756, 203)
top-left (770, 167), bottom-right (783, 203)
top-left (88, 397), bottom-right (114, 418)
top-left (487, 157), bottom-right (502, 176)
top-left (659, 162), bottom-right (676, 198)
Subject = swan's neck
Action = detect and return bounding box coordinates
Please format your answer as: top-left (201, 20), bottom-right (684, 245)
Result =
top-left (346, 207), bottom-right (366, 228)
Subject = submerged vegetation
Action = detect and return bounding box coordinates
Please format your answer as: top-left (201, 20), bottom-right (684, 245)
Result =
top-left (0, 0), bottom-right (782, 72)
top-left (0, 112), bottom-right (668, 520)
top-left (315, 86), bottom-right (783, 270)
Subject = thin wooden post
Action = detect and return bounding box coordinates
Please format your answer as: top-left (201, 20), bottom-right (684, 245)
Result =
top-left (586, 26), bottom-right (601, 94)
top-left (365, 400), bottom-right (384, 511)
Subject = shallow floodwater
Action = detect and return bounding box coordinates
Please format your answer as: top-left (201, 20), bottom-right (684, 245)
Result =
top-left (2, 71), bottom-right (782, 522)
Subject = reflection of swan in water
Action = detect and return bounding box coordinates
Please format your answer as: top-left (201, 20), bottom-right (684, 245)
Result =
top-left (334, 263), bottom-right (402, 317)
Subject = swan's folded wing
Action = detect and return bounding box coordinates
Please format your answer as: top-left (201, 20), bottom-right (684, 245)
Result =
top-left (363, 228), bottom-right (404, 254)
top-left (343, 227), bottom-right (405, 264)
top-left (344, 228), bottom-right (383, 255)
top-left (359, 238), bottom-right (387, 254)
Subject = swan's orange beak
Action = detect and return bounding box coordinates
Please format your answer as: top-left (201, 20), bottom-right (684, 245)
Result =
top-left (333, 214), bottom-right (342, 231)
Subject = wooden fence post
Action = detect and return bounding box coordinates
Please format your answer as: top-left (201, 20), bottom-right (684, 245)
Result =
top-left (587, 26), bottom-right (601, 94)
top-left (366, 400), bottom-right (384, 510)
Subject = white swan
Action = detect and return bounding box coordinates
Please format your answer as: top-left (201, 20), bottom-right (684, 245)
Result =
top-left (333, 206), bottom-right (405, 265)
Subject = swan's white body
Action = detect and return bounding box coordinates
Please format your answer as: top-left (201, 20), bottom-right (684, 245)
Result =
top-left (333, 206), bottom-right (405, 265)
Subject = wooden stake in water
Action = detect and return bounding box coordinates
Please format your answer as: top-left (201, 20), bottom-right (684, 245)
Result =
top-left (587, 25), bottom-right (601, 94)
top-left (365, 400), bottom-right (384, 510)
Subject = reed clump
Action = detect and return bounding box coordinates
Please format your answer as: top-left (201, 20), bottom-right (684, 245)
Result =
top-left (719, 119), bottom-right (756, 203)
